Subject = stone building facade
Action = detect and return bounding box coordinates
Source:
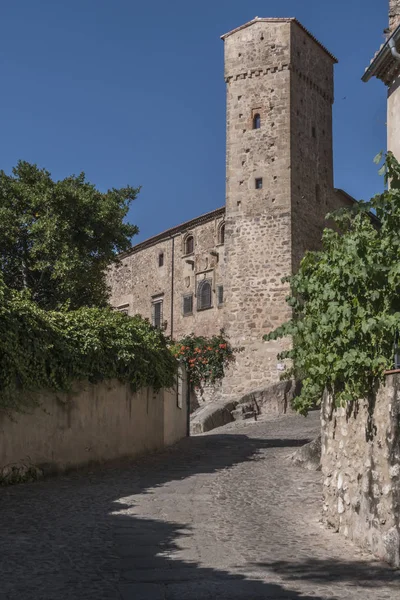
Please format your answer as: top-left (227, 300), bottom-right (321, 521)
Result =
top-left (110, 207), bottom-right (226, 341)
top-left (363, 0), bottom-right (400, 160)
top-left (109, 17), bottom-right (355, 402)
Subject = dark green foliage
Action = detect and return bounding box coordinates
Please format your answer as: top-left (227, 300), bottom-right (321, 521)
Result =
top-left (264, 153), bottom-right (400, 415)
top-left (0, 275), bottom-right (177, 413)
top-left (0, 161), bottom-right (139, 309)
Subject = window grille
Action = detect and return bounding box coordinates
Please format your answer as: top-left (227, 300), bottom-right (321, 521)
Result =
top-left (217, 285), bottom-right (224, 306)
top-left (152, 300), bottom-right (163, 328)
top-left (116, 303), bottom-right (129, 315)
top-left (185, 235), bottom-right (194, 255)
top-left (183, 294), bottom-right (193, 315)
top-left (197, 279), bottom-right (212, 310)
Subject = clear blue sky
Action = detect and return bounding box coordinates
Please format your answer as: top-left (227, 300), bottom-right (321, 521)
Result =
top-left (1, 0), bottom-right (388, 244)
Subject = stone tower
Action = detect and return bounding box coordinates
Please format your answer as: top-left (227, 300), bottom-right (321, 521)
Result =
top-left (221, 18), bottom-right (341, 399)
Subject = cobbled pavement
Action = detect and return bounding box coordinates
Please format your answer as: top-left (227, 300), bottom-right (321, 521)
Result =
top-left (1, 412), bottom-right (399, 599)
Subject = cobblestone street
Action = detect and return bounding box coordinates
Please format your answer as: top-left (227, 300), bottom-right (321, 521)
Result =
top-left (1, 412), bottom-right (399, 599)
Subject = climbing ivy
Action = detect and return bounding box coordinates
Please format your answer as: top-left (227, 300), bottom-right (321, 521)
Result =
top-left (0, 276), bottom-right (177, 413)
top-left (264, 152), bottom-right (400, 415)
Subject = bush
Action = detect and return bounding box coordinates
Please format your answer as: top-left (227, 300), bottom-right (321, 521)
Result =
top-left (171, 332), bottom-right (241, 394)
top-left (0, 276), bottom-right (177, 413)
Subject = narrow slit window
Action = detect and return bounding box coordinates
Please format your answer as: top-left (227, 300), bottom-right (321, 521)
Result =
top-left (255, 178), bottom-right (263, 190)
top-left (158, 252), bottom-right (164, 267)
top-left (217, 285), bottom-right (224, 306)
top-left (197, 279), bottom-right (212, 311)
top-left (253, 113), bottom-right (261, 129)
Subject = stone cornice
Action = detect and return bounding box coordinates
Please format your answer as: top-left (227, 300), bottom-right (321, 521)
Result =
top-left (225, 64), bottom-right (333, 103)
top-left (118, 207), bottom-right (226, 259)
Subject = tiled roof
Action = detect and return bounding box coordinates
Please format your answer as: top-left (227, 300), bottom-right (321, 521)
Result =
top-left (221, 17), bottom-right (337, 63)
top-left (119, 207), bottom-right (225, 258)
top-left (362, 24), bottom-right (400, 85)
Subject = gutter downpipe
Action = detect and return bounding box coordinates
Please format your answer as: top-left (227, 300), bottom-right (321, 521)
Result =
top-left (389, 37), bottom-right (400, 62)
top-left (170, 235), bottom-right (175, 340)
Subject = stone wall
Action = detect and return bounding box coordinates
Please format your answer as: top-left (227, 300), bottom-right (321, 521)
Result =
top-left (388, 77), bottom-right (400, 161)
top-left (390, 0), bottom-right (400, 31)
top-left (321, 375), bottom-right (400, 567)
top-left (109, 208), bottom-right (225, 340)
top-left (0, 377), bottom-right (188, 475)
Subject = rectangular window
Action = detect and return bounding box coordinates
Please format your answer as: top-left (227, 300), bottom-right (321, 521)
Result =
top-left (116, 303), bottom-right (129, 315)
top-left (158, 253), bottom-right (164, 267)
top-left (255, 178), bottom-right (263, 189)
top-left (217, 285), bottom-right (224, 307)
top-left (183, 294), bottom-right (193, 316)
top-left (152, 300), bottom-right (163, 328)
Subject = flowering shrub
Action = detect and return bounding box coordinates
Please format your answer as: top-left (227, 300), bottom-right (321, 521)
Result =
top-left (171, 331), bottom-right (241, 394)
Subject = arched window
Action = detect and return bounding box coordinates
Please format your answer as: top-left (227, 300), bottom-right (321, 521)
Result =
top-left (253, 113), bottom-right (261, 129)
top-left (197, 279), bottom-right (212, 310)
top-left (218, 222), bottom-right (225, 245)
top-left (184, 235), bottom-right (194, 255)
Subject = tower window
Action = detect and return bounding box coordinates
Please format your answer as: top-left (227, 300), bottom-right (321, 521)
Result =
top-left (197, 279), bottom-right (212, 311)
top-left (255, 178), bottom-right (263, 190)
top-left (158, 252), bottom-right (164, 267)
top-left (182, 294), bottom-right (193, 316)
top-left (152, 300), bottom-right (163, 329)
top-left (312, 126), bottom-right (316, 138)
top-left (218, 222), bottom-right (225, 245)
top-left (253, 113), bottom-right (261, 129)
top-left (217, 285), bottom-right (224, 307)
top-left (184, 235), bottom-right (194, 255)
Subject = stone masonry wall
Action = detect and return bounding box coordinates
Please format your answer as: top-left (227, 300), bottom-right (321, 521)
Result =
top-left (290, 23), bottom-right (337, 270)
top-left (321, 376), bottom-right (400, 567)
top-left (222, 21), bottom-right (293, 399)
top-left (388, 78), bottom-right (400, 162)
top-left (390, 0), bottom-right (400, 31)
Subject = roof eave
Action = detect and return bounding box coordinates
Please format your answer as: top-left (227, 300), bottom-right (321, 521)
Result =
top-left (221, 17), bottom-right (337, 63)
top-left (118, 206), bottom-right (226, 259)
top-left (362, 24), bottom-right (400, 83)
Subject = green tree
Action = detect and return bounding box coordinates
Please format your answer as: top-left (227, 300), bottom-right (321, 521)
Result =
top-left (0, 161), bottom-right (139, 309)
top-left (264, 152), bottom-right (400, 415)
